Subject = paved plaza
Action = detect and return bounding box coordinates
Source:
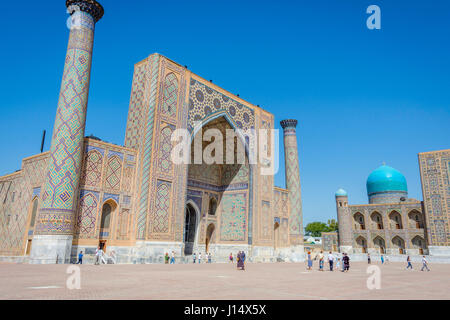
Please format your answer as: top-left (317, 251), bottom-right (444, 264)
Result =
top-left (0, 261), bottom-right (449, 300)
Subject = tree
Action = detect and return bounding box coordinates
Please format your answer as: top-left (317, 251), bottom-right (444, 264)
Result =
top-left (304, 219), bottom-right (339, 237)
top-left (305, 222), bottom-right (328, 237)
top-left (327, 219), bottom-right (338, 232)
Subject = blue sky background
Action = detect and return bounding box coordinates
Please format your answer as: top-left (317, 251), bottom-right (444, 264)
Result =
top-left (0, 0), bottom-right (449, 226)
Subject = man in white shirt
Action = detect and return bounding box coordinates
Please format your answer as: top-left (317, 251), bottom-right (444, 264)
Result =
top-left (95, 247), bottom-right (100, 265)
top-left (198, 252), bottom-right (202, 264)
top-left (421, 256), bottom-right (430, 271)
top-left (328, 252), bottom-right (335, 271)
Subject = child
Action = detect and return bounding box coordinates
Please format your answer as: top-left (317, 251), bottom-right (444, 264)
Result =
top-left (77, 251), bottom-right (83, 264)
top-left (335, 257), bottom-right (341, 271)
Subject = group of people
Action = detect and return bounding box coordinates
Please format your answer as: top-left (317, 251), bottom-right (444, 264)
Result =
top-left (376, 253), bottom-right (430, 271)
top-left (164, 251), bottom-right (213, 264)
top-left (405, 255), bottom-right (431, 271)
top-left (234, 251), bottom-right (246, 270)
top-left (75, 247), bottom-right (106, 265)
top-left (192, 252), bottom-right (213, 264)
top-left (306, 251), bottom-right (350, 272)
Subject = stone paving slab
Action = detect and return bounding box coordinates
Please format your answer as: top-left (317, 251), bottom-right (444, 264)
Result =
top-left (0, 261), bottom-right (448, 300)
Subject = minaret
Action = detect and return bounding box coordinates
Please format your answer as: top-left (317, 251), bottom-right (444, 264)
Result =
top-left (280, 119), bottom-right (304, 257)
top-left (335, 189), bottom-right (353, 253)
top-left (30, 0), bottom-right (104, 264)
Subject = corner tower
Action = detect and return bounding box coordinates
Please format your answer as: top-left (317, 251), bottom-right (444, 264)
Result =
top-left (280, 119), bottom-right (304, 254)
top-left (30, 0), bottom-right (104, 264)
top-left (335, 188), bottom-right (353, 253)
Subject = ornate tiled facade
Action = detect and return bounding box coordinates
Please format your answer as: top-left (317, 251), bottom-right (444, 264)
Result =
top-left (419, 149), bottom-right (450, 253)
top-left (0, 1), bottom-right (307, 263)
top-left (336, 158), bottom-right (450, 257)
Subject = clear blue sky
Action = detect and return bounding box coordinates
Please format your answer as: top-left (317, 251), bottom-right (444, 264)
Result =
top-left (0, 0), bottom-right (449, 226)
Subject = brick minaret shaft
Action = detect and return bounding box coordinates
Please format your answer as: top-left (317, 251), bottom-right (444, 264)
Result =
top-left (30, 1), bottom-right (104, 264)
top-left (335, 194), bottom-right (353, 252)
top-left (280, 119), bottom-right (304, 245)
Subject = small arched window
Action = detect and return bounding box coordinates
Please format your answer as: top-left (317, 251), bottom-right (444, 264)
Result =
top-left (100, 203), bottom-right (112, 229)
top-left (209, 197), bottom-right (217, 216)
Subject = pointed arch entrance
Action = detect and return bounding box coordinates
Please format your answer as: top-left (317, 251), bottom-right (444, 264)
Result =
top-left (186, 114), bottom-right (253, 246)
top-left (98, 199), bottom-right (118, 252)
top-left (184, 203), bottom-right (199, 255)
top-left (373, 236), bottom-right (386, 254)
top-left (392, 236), bottom-right (406, 254)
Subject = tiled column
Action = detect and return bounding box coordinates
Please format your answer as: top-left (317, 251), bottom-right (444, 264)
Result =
top-left (280, 119), bottom-right (304, 249)
top-left (30, 1), bottom-right (104, 264)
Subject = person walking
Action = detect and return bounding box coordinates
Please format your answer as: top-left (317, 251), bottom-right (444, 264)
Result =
top-left (99, 247), bottom-right (105, 264)
top-left (208, 252), bottom-right (212, 263)
top-left (336, 257), bottom-right (341, 271)
top-left (170, 251), bottom-right (175, 264)
top-left (77, 251), bottom-right (83, 264)
top-left (198, 252), bottom-right (202, 264)
top-left (342, 253), bottom-right (350, 272)
top-left (229, 252), bottom-right (233, 263)
top-left (164, 252), bottom-right (169, 264)
top-left (241, 251), bottom-right (246, 270)
top-left (367, 253), bottom-right (371, 264)
top-left (193, 252), bottom-right (197, 264)
top-left (421, 256), bottom-right (430, 271)
top-left (318, 251), bottom-right (324, 271)
top-left (381, 254), bottom-right (384, 264)
top-left (328, 252), bottom-right (335, 271)
top-left (406, 255), bottom-right (413, 270)
top-left (306, 252), bottom-right (313, 270)
top-left (236, 251), bottom-right (242, 270)
top-left (94, 247), bottom-right (100, 265)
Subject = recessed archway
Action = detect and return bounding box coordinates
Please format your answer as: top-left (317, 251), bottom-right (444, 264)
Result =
top-left (353, 213), bottom-right (365, 230)
top-left (355, 236), bottom-right (367, 253)
top-left (208, 197), bottom-right (217, 216)
top-left (389, 211), bottom-right (403, 229)
top-left (373, 236), bottom-right (386, 254)
top-left (392, 236), bottom-right (406, 254)
top-left (411, 235), bottom-right (426, 254)
top-left (408, 210), bottom-right (424, 229)
top-left (370, 211), bottom-right (383, 230)
top-left (184, 203), bottom-right (198, 255)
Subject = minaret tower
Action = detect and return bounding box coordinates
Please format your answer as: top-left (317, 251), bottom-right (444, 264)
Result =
top-left (30, 0), bottom-right (104, 264)
top-left (335, 188), bottom-right (353, 253)
top-left (280, 119), bottom-right (304, 259)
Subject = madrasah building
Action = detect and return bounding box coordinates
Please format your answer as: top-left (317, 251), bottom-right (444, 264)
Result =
top-left (335, 150), bottom-right (450, 260)
top-left (0, 0), bottom-right (305, 264)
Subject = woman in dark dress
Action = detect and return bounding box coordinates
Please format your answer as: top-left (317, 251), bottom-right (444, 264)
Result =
top-left (342, 253), bottom-right (350, 272)
top-left (237, 251), bottom-right (245, 270)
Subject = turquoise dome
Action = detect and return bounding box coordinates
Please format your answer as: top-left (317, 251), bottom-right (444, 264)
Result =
top-left (366, 165), bottom-right (407, 196)
top-left (335, 188), bottom-right (348, 197)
